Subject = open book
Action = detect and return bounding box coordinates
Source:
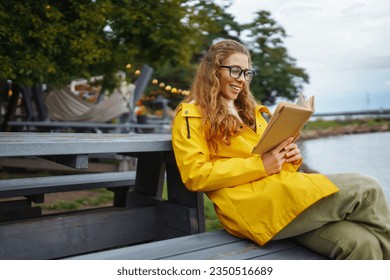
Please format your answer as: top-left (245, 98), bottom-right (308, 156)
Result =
top-left (252, 94), bottom-right (315, 155)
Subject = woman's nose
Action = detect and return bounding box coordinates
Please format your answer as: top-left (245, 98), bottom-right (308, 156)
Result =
top-left (236, 73), bottom-right (246, 82)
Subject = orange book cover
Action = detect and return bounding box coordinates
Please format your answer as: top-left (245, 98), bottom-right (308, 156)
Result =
top-left (252, 95), bottom-right (315, 155)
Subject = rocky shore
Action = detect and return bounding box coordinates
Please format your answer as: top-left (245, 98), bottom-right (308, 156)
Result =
top-left (299, 122), bottom-right (390, 140)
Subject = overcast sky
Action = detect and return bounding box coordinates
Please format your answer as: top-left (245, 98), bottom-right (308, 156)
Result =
top-left (226, 0), bottom-right (390, 113)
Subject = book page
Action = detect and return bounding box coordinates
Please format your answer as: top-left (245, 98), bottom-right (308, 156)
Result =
top-left (296, 93), bottom-right (314, 109)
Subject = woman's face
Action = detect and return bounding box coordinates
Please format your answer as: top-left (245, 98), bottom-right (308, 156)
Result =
top-left (219, 52), bottom-right (249, 102)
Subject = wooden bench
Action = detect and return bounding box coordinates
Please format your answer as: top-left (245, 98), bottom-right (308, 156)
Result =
top-left (0, 132), bottom-right (204, 260)
top-left (66, 229), bottom-right (327, 260)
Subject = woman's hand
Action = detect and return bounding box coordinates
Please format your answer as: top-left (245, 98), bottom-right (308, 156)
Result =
top-left (284, 141), bottom-right (302, 165)
top-left (261, 137), bottom-right (301, 175)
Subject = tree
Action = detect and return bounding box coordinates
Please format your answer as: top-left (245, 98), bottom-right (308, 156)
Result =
top-left (0, 0), bottom-right (236, 93)
top-left (243, 11), bottom-right (309, 105)
top-left (0, 0), bottom-right (115, 89)
top-left (0, 2), bottom-right (309, 109)
top-left (145, 0), bottom-right (242, 108)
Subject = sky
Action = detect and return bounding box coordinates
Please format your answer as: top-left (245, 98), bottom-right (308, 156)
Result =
top-left (225, 0), bottom-right (390, 113)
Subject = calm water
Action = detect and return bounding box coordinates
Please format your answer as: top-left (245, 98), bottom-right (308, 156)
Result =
top-left (299, 132), bottom-right (390, 202)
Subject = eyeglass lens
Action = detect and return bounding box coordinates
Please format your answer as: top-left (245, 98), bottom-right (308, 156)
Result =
top-left (230, 66), bottom-right (254, 81)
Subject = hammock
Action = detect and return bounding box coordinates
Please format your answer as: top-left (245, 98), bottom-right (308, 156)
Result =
top-left (45, 86), bottom-right (131, 123)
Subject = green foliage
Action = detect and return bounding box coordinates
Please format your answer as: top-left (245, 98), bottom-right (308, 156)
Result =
top-left (244, 11), bottom-right (309, 105)
top-left (1, 1), bottom-right (309, 106)
top-left (0, 0), bottom-right (115, 88)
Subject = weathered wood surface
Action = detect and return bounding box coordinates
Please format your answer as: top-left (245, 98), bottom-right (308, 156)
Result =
top-left (0, 206), bottom-right (157, 260)
top-left (7, 120), bottom-right (169, 130)
top-left (67, 229), bottom-right (327, 260)
top-left (0, 171), bottom-right (135, 198)
top-left (0, 132), bottom-right (172, 157)
top-left (0, 157), bottom-right (120, 173)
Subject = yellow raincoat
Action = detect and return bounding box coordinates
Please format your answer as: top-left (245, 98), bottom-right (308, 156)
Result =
top-left (172, 103), bottom-right (339, 245)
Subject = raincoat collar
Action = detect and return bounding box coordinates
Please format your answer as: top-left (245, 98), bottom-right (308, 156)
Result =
top-left (180, 103), bottom-right (201, 117)
top-left (256, 105), bottom-right (272, 116)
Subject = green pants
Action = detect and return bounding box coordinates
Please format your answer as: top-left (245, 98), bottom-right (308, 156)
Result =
top-left (272, 173), bottom-right (390, 260)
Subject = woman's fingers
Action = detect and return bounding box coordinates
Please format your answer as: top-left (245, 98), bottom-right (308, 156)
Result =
top-left (284, 143), bottom-right (302, 164)
top-left (274, 137), bottom-right (294, 153)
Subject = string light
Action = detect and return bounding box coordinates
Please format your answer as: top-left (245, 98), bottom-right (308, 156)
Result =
top-left (125, 63), bottom-right (189, 97)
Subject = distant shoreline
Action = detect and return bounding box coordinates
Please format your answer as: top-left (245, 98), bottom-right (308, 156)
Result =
top-left (299, 122), bottom-right (390, 141)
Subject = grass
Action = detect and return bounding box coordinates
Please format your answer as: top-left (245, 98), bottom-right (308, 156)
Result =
top-left (37, 188), bottom-right (114, 211)
top-left (204, 194), bottom-right (223, 231)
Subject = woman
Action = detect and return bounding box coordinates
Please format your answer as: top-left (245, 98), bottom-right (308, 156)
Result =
top-left (171, 39), bottom-right (390, 259)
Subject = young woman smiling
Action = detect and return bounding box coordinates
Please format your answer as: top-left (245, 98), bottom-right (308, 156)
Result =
top-left (171, 39), bottom-right (390, 259)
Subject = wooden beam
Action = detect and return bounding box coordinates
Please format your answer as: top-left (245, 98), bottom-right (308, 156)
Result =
top-left (0, 207), bottom-right (41, 223)
top-left (31, 84), bottom-right (48, 121)
top-left (0, 157), bottom-right (118, 173)
top-left (126, 192), bottom-right (202, 236)
top-left (0, 206), bottom-right (156, 260)
top-left (1, 84), bottom-right (19, 132)
top-left (42, 154), bottom-right (89, 169)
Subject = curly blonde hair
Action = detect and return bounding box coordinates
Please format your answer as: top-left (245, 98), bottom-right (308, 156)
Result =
top-left (180, 39), bottom-right (258, 153)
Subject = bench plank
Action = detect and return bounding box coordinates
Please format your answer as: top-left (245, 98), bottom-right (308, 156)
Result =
top-left (0, 171), bottom-right (136, 198)
top-left (0, 157), bottom-right (119, 173)
top-left (66, 230), bottom-right (327, 260)
top-left (8, 120), bottom-right (167, 130)
top-left (252, 246), bottom-right (327, 260)
top-left (0, 206), bottom-right (156, 260)
top-left (0, 133), bottom-right (172, 157)
top-left (67, 230), bottom-right (240, 260)
top-left (162, 238), bottom-right (326, 260)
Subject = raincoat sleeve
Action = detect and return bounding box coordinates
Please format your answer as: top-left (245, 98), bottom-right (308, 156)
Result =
top-left (172, 104), bottom-right (268, 192)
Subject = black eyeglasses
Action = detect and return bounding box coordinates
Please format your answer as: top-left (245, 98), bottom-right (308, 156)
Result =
top-left (220, 65), bottom-right (255, 81)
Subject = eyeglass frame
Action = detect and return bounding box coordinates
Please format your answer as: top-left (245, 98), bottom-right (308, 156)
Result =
top-left (220, 65), bottom-right (255, 81)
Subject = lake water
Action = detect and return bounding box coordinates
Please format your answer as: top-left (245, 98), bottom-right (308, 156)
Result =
top-left (299, 132), bottom-right (390, 202)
